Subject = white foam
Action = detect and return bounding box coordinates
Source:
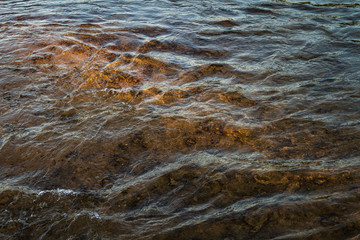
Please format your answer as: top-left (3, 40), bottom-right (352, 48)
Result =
top-left (38, 188), bottom-right (77, 196)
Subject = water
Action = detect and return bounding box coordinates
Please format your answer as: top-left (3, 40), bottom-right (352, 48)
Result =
top-left (0, 0), bottom-right (360, 239)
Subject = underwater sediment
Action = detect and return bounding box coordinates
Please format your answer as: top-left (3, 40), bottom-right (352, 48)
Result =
top-left (1, 0), bottom-right (360, 239)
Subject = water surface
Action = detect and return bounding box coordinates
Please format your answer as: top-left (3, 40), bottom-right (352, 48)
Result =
top-left (1, 0), bottom-right (360, 239)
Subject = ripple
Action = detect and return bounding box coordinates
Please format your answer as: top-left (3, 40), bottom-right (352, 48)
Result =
top-left (0, 0), bottom-right (359, 239)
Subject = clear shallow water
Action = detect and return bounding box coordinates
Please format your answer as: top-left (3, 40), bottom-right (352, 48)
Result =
top-left (0, 0), bottom-right (360, 239)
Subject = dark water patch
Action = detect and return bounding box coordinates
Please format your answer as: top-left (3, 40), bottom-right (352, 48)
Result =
top-left (154, 191), bottom-right (360, 240)
top-left (105, 38), bottom-right (141, 53)
top-left (307, 3), bottom-right (360, 8)
top-left (199, 29), bottom-right (274, 37)
top-left (263, 73), bottom-right (311, 85)
top-left (139, 39), bottom-right (229, 59)
top-left (211, 19), bottom-right (239, 27)
top-left (10, 14), bottom-right (51, 22)
top-left (259, 2), bottom-right (288, 9)
top-left (275, 0), bottom-right (360, 9)
top-left (124, 26), bottom-right (170, 37)
top-left (1, 168), bottom-right (360, 239)
top-left (258, 118), bottom-right (360, 160)
top-left (241, 7), bottom-right (277, 15)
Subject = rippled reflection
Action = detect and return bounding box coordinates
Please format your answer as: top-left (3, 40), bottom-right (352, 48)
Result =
top-left (0, 0), bottom-right (359, 239)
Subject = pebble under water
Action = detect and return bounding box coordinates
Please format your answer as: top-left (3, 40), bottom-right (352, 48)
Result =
top-left (0, 0), bottom-right (360, 239)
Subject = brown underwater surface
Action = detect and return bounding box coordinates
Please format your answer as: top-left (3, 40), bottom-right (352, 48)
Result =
top-left (1, 0), bottom-right (360, 239)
